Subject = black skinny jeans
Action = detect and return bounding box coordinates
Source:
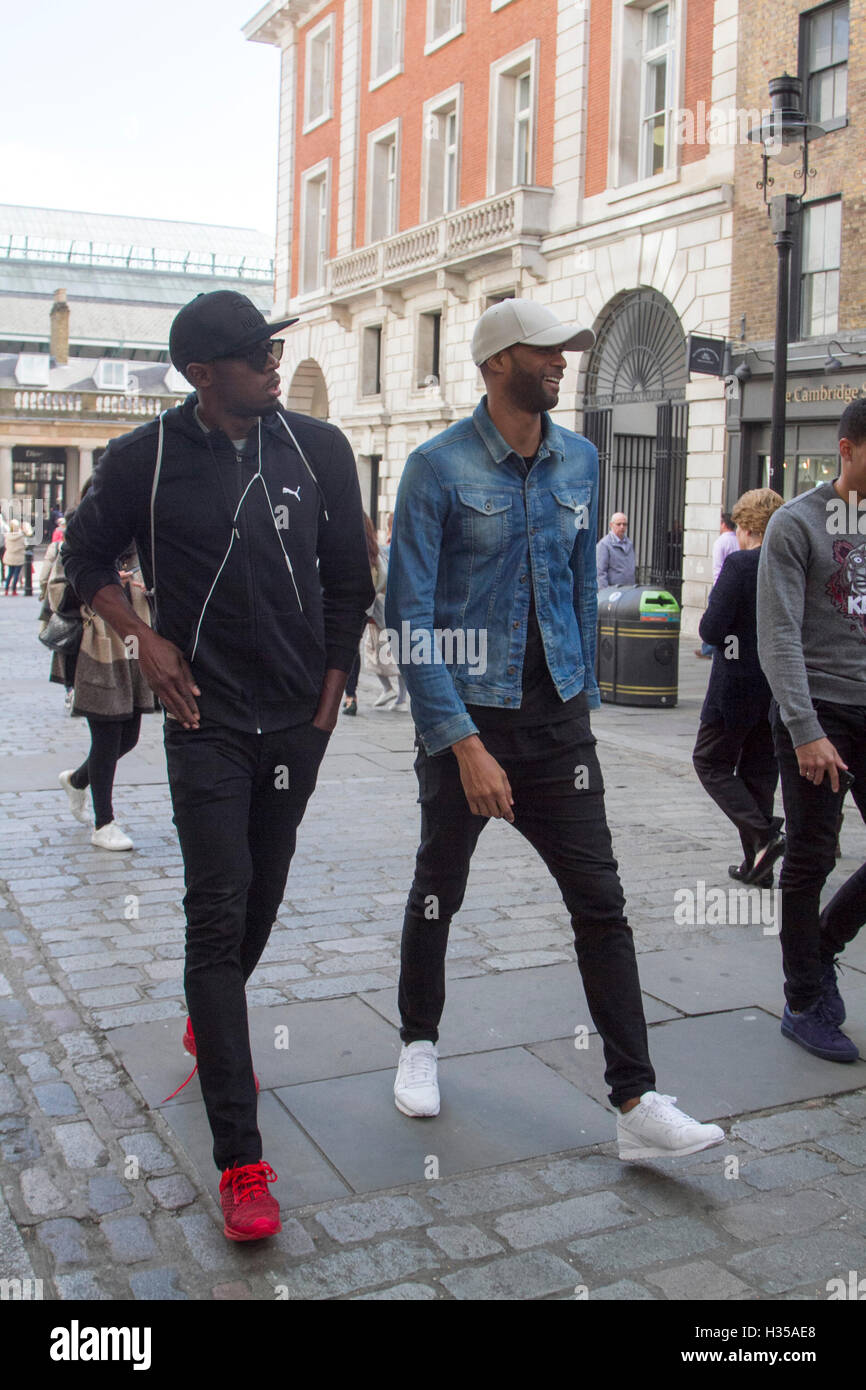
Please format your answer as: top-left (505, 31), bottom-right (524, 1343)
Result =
top-left (692, 717), bottom-right (780, 862)
top-left (71, 714), bottom-right (142, 829)
top-left (398, 721), bottom-right (656, 1107)
top-left (771, 698), bottom-right (866, 1011)
top-left (164, 718), bottom-right (330, 1171)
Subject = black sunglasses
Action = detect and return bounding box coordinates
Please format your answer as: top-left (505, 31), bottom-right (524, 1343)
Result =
top-left (215, 338), bottom-right (285, 372)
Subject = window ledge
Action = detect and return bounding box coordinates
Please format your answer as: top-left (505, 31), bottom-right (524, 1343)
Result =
top-left (811, 116), bottom-right (848, 136)
top-left (369, 65), bottom-right (403, 92)
top-left (424, 25), bottom-right (465, 56)
top-left (296, 287), bottom-right (328, 305)
top-left (302, 110), bottom-right (332, 136)
top-left (607, 166), bottom-right (679, 204)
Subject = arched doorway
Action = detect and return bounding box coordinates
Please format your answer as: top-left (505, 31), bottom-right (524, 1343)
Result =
top-left (583, 289), bottom-right (688, 600)
top-left (286, 359), bottom-right (329, 419)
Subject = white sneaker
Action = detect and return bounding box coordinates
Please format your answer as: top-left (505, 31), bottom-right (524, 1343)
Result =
top-left (91, 822), bottom-right (134, 852)
top-left (374, 689), bottom-right (397, 709)
top-left (616, 1091), bottom-right (724, 1160)
top-left (59, 770), bottom-right (90, 824)
top-left (394, 1041), bottom-right (440, 1117)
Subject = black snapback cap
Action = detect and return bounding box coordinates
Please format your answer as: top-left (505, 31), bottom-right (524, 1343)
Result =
top-left (169, 291), bottom-right (298, 375)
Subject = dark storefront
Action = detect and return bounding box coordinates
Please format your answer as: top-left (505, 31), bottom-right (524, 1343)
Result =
top-left (12, 444), bottom-right (67, 519)
top-left (726, 346), bottom-right (866, 504)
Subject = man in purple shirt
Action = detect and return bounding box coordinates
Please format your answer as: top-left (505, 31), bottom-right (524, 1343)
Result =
top-left (696, 512), bottom-right (738, 658)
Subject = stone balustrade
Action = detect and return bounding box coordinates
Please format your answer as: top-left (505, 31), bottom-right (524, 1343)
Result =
top-left (327, 186), bottom-right (553, 296)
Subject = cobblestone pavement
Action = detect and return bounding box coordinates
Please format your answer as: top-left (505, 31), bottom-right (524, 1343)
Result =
top-left (1, 592), bottom-right (865, 1304)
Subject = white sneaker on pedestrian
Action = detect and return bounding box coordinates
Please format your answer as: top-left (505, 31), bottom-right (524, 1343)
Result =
top-left (374, 689), bottom-right (397, 709)
top-left (394, 1041), bottom-right (440, 1117)
top-left (616, 1091), bottom-right (724, 1160)
top-left (59, 769), bottom-right (90, 824)
top-left (91, 822), bottom-right (134, 852)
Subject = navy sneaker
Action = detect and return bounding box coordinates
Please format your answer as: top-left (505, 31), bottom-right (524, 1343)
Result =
top-left (781, 1000), bottom-right (858, 1063)
top-left (819, 958), bottom-right (846, 1027)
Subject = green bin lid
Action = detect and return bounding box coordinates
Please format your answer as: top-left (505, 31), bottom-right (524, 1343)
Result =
top-left (638, 589), bottom-right (680, 619)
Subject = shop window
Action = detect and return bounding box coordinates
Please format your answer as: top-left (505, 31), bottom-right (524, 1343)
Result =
top-left (801, 1), bottom-right (848, 130)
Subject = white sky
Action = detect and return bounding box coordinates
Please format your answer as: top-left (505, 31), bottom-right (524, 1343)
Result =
top-left (1, 0), bottom-right (280, 238)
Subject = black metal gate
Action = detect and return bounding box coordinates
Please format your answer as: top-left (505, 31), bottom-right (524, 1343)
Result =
top-left (651, 401), bottom-right (688, 601)
top-left (584, 402), bottom-right (688, 601)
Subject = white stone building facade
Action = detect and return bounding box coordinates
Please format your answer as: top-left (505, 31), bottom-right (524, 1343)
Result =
top-left (246, 0), bottom-right (742, 633)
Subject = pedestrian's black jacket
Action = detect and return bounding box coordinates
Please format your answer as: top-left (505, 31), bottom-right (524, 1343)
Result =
top-left (698, 547), bottom-right (771, 729)
top-left (63, 395), bottom-right (375, 733)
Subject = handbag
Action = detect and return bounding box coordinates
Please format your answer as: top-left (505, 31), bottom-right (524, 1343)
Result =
top-left (38, 610), bottom-right (83, 655)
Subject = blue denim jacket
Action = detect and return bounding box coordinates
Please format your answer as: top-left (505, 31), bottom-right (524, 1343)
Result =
top-left (385, 398), bottom-right (600, 754)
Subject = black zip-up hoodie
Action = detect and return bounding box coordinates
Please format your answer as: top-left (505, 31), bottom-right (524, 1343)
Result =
top-left (63, 394), bottom-right (375, 733)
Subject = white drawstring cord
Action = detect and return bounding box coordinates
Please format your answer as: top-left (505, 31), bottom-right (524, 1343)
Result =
top-left (148, 411), bottom-right (167, 626)
top-left (277, 414), bottom-right (329, 520)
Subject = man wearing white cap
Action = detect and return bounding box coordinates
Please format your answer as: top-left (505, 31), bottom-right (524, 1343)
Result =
top-left (384, 299), bottom-right (725, 1159)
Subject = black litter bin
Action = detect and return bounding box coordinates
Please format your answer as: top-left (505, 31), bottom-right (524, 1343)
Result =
top-left (596, 585), bottom-right (680, 707)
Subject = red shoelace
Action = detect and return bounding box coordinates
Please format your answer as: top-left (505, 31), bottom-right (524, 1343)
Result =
top-left (221, 1160), bottom-right (278, 1203)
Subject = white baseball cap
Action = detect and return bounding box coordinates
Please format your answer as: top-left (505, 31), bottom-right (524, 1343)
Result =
top-left (471, 298), bottom-right (595, 366)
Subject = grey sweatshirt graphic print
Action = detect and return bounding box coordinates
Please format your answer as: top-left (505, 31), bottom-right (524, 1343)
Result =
top-left (757, 481), bottom-right (866, 748)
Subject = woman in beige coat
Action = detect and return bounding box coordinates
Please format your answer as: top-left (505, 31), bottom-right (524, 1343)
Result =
top-left (3, 519), bottom-right (30, 595)
top-left (51, 542), bottom-right (158, 851)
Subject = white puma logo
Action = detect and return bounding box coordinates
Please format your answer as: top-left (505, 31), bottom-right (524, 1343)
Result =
top-left (282, 485), bottom-right (301, 500)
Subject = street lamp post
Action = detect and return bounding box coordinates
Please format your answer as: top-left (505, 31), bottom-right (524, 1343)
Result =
top-left (747, 75), bottom-right (824, 496)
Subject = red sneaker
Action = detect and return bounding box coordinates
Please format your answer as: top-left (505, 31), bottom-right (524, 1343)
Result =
top-left (220, 1161), bottom-right (281, 1241)
top-left (183, 1019), bottom-right (259, 1091)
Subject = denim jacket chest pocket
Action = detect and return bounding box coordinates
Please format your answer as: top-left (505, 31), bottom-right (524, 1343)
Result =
top-left (551, 486), bottom-right (592, 551)
top-left (455, 487), bottom-right (513, 556)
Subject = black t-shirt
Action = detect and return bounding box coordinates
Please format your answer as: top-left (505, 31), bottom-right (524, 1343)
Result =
top-left (465, 452), bottom-right (589, 737)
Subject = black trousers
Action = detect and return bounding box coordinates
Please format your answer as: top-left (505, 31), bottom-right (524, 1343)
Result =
top-left (164, 718), bottom-right (330, 1170)
top-left (398, 723), bottom-right (656, 1107)
top-left (692, 717), bottom-right (779, 862)
top-left (71, 713), bottom-right (143, 829)
top-left (771, 698), bottom-right (866, 1011)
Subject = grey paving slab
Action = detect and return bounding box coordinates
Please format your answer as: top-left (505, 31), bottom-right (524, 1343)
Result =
top-left (529, 1008), bottom-right (866, 1119)
top-left (637, 938), bottom-right (866, 1023)
top-left (104, 997), bottom-right (402, 1107)
top-left (361, 962), bottom-right (678, 1056)
top-left (163, 1091), bottom-right (351, 1209)
top-left (274, 1047), bottom-right (613, 1193)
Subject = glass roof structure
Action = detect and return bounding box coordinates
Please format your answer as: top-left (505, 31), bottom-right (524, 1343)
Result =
top-left (0, 205), bottom-right (274, 281)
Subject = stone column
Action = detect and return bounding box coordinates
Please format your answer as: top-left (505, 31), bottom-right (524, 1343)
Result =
top-left (75, 448), bottom-right (94, 504)
top-left (0, 445), bottom-right (12, 504)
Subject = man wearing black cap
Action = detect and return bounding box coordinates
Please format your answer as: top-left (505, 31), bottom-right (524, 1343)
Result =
top-left (385, 299), bottom-right (725, 1160)
top-left (63, 291), bottom-right (374, 1240)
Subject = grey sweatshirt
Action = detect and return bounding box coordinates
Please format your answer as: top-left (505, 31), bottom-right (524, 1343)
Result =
top-left (757, 482), bottom-right (866, 747)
